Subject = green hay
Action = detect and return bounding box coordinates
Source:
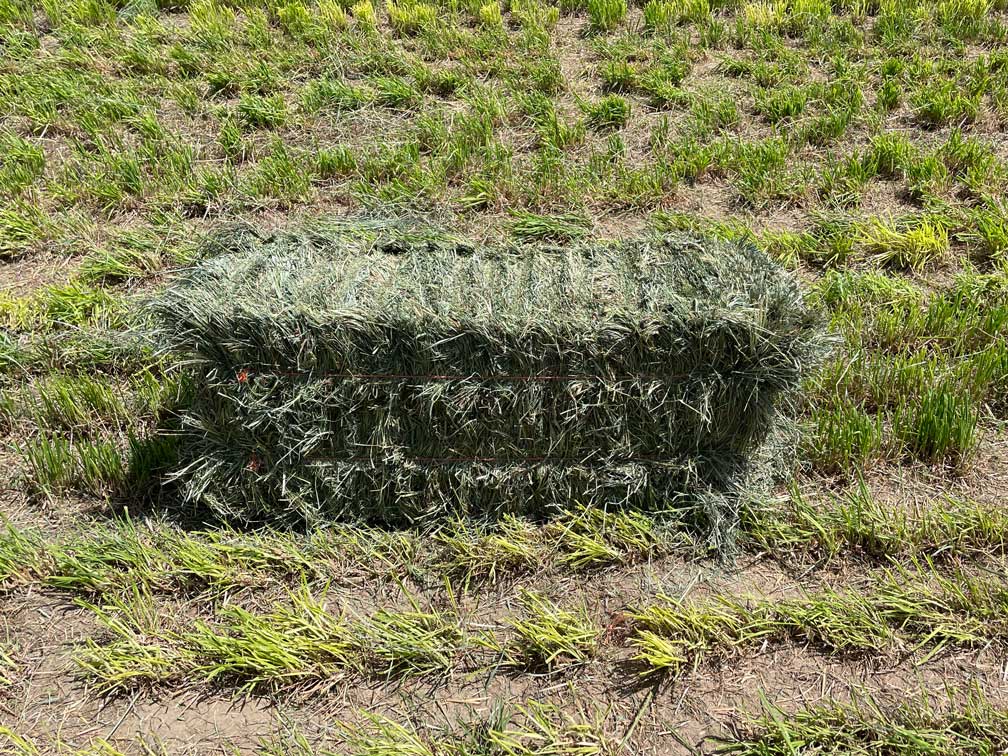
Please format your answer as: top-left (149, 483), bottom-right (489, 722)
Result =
top-left (150, 220), bottom-right (827, 546)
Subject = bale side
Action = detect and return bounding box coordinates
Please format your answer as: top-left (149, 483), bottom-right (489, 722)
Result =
top-left (151, 221), bottom-right (828, 543)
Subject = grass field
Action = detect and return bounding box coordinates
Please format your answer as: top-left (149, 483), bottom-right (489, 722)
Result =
top-left (2, 0), bottom-right (1008, 752)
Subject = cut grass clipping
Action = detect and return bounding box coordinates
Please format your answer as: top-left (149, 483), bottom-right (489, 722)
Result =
top-left (76, 585), bottom-right (464, 695)
top-left (629, 563), bottom-right (1008, 678)
top-left (725, 689), bottom-right (1008, 755)
top-left (493, 590), bottom-right (601, 669)
top-left (151, 220), bottom-right (827, 544)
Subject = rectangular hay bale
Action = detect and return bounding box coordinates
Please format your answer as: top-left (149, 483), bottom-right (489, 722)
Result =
top-left (152, 221), bottom-right (825, 542)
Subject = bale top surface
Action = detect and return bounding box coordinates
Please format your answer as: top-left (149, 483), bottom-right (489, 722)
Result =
top-left (153, 221), bottom-right (819, 383)
top-left (163, 222), bottom-right (800, 336)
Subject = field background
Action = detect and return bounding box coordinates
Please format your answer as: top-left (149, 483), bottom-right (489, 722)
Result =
top-left (2, 0), bottom-right (1008, 752)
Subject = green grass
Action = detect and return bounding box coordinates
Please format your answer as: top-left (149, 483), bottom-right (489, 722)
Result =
top-left (75, 586), bottom-right (182, 695)
top-left (0, 522), bottom-right (41, 586)
top-left (587, 0), bottom-right (626, 32)
top-left (387, 0), bottom-right (437, 35)
top-left (334, 703), bottom-right (610, 756)
top-left (509, 209), bottom-right (592, 240)
top-left (4, 487), bottom-right (1007, 607)
top-left (630, 564), bottom-right (1008, 676)
top-left (0, 204), bottom-right (50, 260)
top-left (0, 282), bottom-right (126, 334)
top-left (353, 604), bottom-right (463, 676)
top-left (43, 521), bottom-right (312, 595)
top-left (435, 515), bottom-right (541, 583)
top-left (78, 226), bottom-right (172, 283)
top-left (0, 132), bottom-right (45, 195)
top-left (745, 486), bottom-right (1008, 563)
top-left (804, 266), bottom-right (1007, 472)
top-left (549, 505), bottom-right (664, 569)
top-left (895, 387), bottom-right (979, 465)
top-left (0, 0), bottom-right (997, 253)
top-left (643, 0), bottom-right (708, 33)
top-left (958, 202), bottom-right (1008, 264)
top-left (77, 585), bottom-right (467, 693)
top-left (300, 79), bottom-right (373, 113)
top-left (0, 728), bottom-right (41, 756)
top-left (857, 214), bottom-right (950, 271)
top-left (0, 518), bottom-right (418, 596)
top-left (183, 588), bottom-right (353, 690)
top-left (913, 81), bottom-right (981, 128)
top-left (754, 84), bottom-right (809, 123)
top-left (20, 436), bottom-right (125, 496)
top-left (492, 590), bottom-right (601, 669)
top-left (580, 94), bottom-right (631, 131)
top-left (25, 373), bottom-right (130, 433)
top-left (725, 689), bottom-right (1008, 755)
top-left (804, 402), bottom-right (885, 473)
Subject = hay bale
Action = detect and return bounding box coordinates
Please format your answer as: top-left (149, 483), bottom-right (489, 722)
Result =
top-left (151, 220), bottom-right (826, 543)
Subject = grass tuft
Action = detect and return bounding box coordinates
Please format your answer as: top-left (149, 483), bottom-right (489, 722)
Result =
top-left (857, 215), bottom-right (949, 271)
top-left (726, 688), bottom-right (1008, 755)
top-left (581, 94), bottom-right (631, 131)
top-left (587, 0), bottom-right (626, 33)
top-left (496, 590), bottom-right (601, 669)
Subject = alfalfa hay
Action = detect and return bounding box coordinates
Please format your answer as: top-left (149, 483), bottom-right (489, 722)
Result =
top-left (150, 220), bottom-right (826, 545)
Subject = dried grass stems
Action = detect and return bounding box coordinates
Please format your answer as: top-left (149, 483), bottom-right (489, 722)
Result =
top-left (150, 220), bottom-right (828, 543)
